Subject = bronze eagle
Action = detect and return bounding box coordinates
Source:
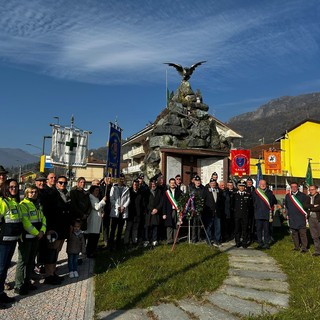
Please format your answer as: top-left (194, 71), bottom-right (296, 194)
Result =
top-left (164, 61), bottom-right (207, 81)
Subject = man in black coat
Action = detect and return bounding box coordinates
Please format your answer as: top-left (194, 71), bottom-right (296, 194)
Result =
top-left (144, 179), bottom-right (163, 247)
top-left (233, 180), bottom-right (252, 248)
top-left (285, 182), bottom-right (308, 253)
top-left (252, 180), bottom-right (277, 249)
top-left (163, 178), bottom-right (182, 244)
top-left (222, 180), bottom-right (235, 242)
top-left (202, 179), bottom-right (223, 246)
top-left (245, 177), bottom-right (256, 244)
top-left (304, 185), bottom-right (320, 256)
top-left (189, 175), bottom-right (204, 243)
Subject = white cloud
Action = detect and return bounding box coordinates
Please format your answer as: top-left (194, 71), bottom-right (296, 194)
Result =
top-left (0, 0), bottom-right (319, 85)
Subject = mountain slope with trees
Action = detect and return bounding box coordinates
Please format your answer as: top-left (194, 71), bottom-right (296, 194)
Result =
top-left (227, 92), bottom-right (320, 147)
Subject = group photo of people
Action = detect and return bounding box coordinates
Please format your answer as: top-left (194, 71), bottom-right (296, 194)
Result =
top-left (1, 162), bottom-right (320, 310)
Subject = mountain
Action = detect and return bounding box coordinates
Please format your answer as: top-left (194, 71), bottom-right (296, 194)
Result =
top-left (227, 92), bottom-right (320, 147)
top-left (0, 148), bottom-right (39, 169)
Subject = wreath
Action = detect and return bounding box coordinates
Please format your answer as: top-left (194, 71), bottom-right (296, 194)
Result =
top-left (177, 192), bottom-right (204, 220)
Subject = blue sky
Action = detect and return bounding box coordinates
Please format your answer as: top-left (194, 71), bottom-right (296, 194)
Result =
top-left (1, 0), bottom-right (320, 154)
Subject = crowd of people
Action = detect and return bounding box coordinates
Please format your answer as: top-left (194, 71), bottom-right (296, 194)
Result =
top-left (1, 163), bottom-right (320, 309)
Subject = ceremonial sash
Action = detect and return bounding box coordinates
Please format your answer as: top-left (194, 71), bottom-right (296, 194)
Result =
top-left (256, 188), bottom-right (273, 222)
top-left (165, 190), bottom-right (179, 212)
top-left (255, 188), bottom-right (272, 210)
top-left (288, 193), bottom-right (307, 218)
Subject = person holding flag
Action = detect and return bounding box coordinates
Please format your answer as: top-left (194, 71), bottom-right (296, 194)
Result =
top-left (284, 182), bottom-right (308, 253)
top-left (163, 178), bottom-right (182, 245)
top-left (252, 179), bottom-right (277, 249)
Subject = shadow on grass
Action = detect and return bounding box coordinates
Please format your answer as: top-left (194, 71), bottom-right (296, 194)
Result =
top-left (96, 244), bottom-right (225, 318)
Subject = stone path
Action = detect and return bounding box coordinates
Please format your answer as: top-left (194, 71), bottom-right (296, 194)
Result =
top-left (98, 242), bottom-right (290, 319)
top-left (2, 242), bottom-right (94, 320)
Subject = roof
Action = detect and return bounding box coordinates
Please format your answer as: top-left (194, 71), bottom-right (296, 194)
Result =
top-left (250, 142), bottom-right (280, 159)
top-left (281, 119), bottom-right (320, 137)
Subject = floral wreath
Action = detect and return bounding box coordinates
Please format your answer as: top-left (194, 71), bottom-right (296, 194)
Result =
top-left (177, 192), bottom-right (204, 220)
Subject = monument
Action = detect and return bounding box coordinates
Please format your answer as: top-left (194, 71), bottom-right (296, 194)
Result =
top-left (122, 62), bottom-right (242, 184)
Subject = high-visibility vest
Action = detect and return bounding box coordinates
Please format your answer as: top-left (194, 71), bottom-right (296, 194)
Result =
top-left (20, 199), bottom-right (46, 239)
top-left (0, 197), bottom-right (23, 242)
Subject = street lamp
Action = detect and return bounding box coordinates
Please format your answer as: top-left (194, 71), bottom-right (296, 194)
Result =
top-left (26, 143), bottom-right (41, 154)
top-left (42, 136), bottom-right (52, 155)
top-left (53, 116), bottom-right (60, 124)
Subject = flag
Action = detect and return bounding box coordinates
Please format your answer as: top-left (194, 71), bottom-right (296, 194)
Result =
top-left (256, 160), bottom-right (263, 188)
top-left (306, 161), bottom-right (313, 187)
top-left (231, 149), bottom-right (250, 177)
top-left (51, 126), bottom-right (89, 167)
top-left (264, 150), bottom-right (281, 174)
top-left (106, 122), bottom-right (122, 178)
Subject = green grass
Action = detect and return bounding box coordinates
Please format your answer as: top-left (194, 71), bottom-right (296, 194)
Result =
top-left (246, 225), bottom-right (320, 320)
top-left (94, 242), bottom-right (228, 313)
top-left (94, 226), bottom-right (320, 319)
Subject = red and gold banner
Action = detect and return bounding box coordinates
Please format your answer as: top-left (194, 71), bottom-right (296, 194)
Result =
top-left (264, 150), bottom-right (281, 174)
top-left (231, 149), bottom-right (250, 177)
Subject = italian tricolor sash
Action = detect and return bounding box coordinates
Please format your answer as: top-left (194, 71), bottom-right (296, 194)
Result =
top-left (255, 188), bottom-right (272, 210)
top-left (288, 193), bottom-right (307, 218)
top-left (165, 189), bottom-right (179, 212)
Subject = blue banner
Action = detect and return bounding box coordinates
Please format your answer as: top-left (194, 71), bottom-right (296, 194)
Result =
top-left (256, 161), bottom-right (263, 188)
top-left (106, 123), bottom-right (122, 178)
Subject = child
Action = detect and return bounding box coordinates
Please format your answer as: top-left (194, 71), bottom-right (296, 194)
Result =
top-left (67, 219), bottom-right (86, 278)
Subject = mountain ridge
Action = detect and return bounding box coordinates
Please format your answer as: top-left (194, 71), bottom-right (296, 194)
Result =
top-left (227, 92), bottom-right (320, 147)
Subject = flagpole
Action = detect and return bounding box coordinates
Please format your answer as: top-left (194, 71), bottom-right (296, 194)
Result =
top-left (105, 122), bottom-right (112, 177)
top-left (166, 69), bottom-right (168, 108)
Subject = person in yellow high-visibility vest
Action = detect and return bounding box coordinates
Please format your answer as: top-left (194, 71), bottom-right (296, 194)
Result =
top-left (14, 185), bottom-right (46, 295)
top-left (0, 179), bottom-right (23, 307)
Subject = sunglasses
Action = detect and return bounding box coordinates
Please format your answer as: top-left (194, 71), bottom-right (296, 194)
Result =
top-left (58, 181), bottom-right (67, 185)
top-left (9, 186), bottom-right (18, 190)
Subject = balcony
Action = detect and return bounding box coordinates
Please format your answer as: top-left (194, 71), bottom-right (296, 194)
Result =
top-left (122, 145), bottom-right (145, 160)
top-left (122, 164), bottom-right (141, 174)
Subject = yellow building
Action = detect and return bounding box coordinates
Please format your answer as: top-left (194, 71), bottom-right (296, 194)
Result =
top-left (249, 120), bottom-right (320, 181)
top-left (280, 119), bottom-right (320, 179)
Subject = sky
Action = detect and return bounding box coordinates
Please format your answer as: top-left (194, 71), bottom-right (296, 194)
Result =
top-left (1, 0), bottom-right (320, 155)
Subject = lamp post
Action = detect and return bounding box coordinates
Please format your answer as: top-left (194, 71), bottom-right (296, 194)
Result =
top-left (42, 136), bottom-right (52, 155)
top-left (53, 116), bottom-right (60, 125)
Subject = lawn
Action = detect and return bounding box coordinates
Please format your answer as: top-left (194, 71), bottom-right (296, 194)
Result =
top-left (246, 225), bottom-right (320, 320)
top-left (94, 242), bottom-right (228, 313)
top-left (94, 225), bottom-right (320, 319)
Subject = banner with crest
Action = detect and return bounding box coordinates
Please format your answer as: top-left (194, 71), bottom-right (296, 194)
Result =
top-left (264, 149), bottom-right (281, 174)
top-left (231, 149), bottom-right (250, 177)
top-left (106, 122), bottom-right (122, 178)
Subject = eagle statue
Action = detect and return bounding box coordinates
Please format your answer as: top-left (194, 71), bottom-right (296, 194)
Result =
top-left (164, 61), bottom-right (207, 81)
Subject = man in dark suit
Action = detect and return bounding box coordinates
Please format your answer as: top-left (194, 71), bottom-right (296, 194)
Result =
top-left (189, 175), bottom-right (204, 243)
top-left (304, 185), bottom-right (320, 256)
top-left (233, 180), bottom-right (252, 248)
top-left (163, 178), bottom-right (182, 244)
top-left (252, 179), bottom-right (277, 249)
top-left (285, 182), bottom-right (308, 253)
top-left (202, 179), bottom-right (222, 246)
top-left (144, 179), bottom-right (163, 247)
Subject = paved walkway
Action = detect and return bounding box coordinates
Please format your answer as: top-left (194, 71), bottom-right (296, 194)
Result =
top-left (2, 242), bottom-right (94, 320)
top-left (2, 241), bottom-right (290, 320)
top-left (97, 242), bottom-right (290, 319)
